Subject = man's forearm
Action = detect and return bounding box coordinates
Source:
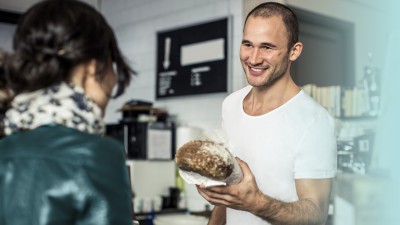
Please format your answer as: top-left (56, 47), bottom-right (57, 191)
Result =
top-left (251, 195), bottom-right (327, 225)
top-left (208, 205), bottom-right (226, 225)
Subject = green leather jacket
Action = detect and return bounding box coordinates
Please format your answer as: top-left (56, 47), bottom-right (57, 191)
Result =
top-left (0, 124), bottom-right (133, 225)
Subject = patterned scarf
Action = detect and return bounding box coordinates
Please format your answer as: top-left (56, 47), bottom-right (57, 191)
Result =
top-left (4, 82), bottom-right (105, 135)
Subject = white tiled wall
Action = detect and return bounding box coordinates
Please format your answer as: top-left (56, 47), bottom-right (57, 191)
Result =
top-left (101, 0), bottom-right (244, 134)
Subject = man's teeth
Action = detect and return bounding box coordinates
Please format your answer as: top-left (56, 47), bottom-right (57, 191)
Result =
top-left (250, 67), bottom-right (263, 72)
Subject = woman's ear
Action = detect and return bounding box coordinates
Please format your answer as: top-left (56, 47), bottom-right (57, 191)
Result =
top-left (289, 42), bottom-right (303, 61)
top-left (85, 59), bottom-right (97, 78)
top-left (82, 59), bottom-right (98, 91)
top-left (69, 59), bottom-right (97, 87)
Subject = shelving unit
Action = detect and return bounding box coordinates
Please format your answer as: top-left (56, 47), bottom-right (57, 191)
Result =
top-left (302, 84), bottom-right (380, 119)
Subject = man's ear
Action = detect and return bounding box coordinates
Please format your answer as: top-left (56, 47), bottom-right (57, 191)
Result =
top-left (289, 42), bottom-right (303, 61)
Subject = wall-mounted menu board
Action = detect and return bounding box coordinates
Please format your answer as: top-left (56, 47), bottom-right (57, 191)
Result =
top-left (156, 18), bottom-right (229, 99)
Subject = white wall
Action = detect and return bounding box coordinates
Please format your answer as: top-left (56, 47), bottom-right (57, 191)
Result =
top-left (0, 0), bottom-right (42, 12)
top-left (101, 0), bottom-right (245, 134)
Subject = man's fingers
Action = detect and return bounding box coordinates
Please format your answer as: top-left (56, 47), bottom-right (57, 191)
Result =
top-left (236, 157), bottom-right (251, 174)
top-left (198, 190), bottom-right (233, 206)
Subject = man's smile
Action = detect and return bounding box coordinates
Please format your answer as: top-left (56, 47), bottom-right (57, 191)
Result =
top-left (248, 65), bottom-right (267, 75)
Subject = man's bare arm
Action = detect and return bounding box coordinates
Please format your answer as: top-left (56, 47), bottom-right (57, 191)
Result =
top-left (207, 205), bottom-right (226, 225)
top-left (252, 179), bottom-right (332, 225)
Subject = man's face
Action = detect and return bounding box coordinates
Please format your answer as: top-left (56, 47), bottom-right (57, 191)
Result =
top-left (240, 15), bottom-right (292, 88)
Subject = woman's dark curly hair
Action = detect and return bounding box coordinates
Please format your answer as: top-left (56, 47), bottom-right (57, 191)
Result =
top-left (5, 0), bottom-right (135, 97)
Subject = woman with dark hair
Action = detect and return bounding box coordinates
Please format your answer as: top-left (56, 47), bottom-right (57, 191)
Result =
top-left (0, 51), bottom-right (12, 138)
top-left (0, 0), bottom-right (136, 224)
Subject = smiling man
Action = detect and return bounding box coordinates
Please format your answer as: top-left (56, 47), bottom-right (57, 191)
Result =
top-left (197, 2), bottom-right (337, 225)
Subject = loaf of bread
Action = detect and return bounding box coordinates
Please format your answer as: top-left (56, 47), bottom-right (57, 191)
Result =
top-left (175, 140), bottom-right (234, 181)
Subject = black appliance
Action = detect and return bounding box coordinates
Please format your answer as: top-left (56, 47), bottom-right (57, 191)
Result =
top-left (106, 121), bottom-right (175, 160)
top-left (106, 122), bottom-right (148, 159)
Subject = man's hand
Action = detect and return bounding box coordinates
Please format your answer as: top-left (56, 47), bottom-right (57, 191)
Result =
top-left (196, 157), bottom-right (264, 214)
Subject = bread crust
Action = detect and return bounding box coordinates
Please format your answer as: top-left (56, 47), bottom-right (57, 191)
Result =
top-left (175, 140), bottom-right (233, 180)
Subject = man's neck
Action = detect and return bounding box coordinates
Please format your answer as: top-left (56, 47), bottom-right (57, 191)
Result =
top-left (243, 76), bottom-right (300, 116)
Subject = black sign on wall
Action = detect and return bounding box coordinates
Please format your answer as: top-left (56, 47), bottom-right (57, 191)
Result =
top-left (156, 18), bottom-right (229, 99)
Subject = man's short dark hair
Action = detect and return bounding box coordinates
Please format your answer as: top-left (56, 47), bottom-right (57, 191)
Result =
top-left (245, 2), bottom-right (299, 50)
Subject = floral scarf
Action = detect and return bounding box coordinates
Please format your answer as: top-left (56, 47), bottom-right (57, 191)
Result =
top-left (4, 82), bottom-right (105, 135)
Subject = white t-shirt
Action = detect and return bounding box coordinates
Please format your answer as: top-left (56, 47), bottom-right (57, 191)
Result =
top-left (222, 86), bottom-right (337, 225)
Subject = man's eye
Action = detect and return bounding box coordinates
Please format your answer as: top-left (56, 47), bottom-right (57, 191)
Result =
top-left (242, 43), bottom-right (252, 48)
